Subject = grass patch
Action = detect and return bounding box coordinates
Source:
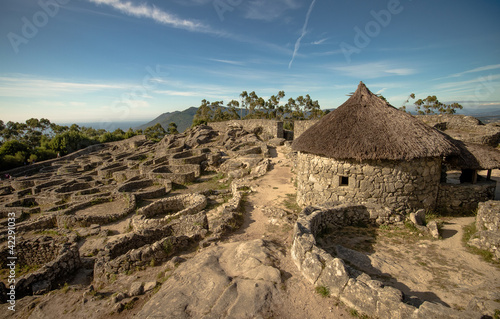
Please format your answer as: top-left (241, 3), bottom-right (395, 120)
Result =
top-left (162, 239), bottom-right (173, 255)
top-left (315, 285), bottom-right (330, 298)
top-left (462, 222), bottom-right (498, 264)
top-left (123, 298), bottom-right (136, 310)
top-left (61, 282), bottom-right (70, 294)
top-left (404, 220), bottom-right (420, 233)
top-left (35, 230), bottom-right (63, 236)
top-left (283, 193), bottom-right (301, 215)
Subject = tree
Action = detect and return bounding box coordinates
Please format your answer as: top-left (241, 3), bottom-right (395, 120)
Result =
top-left (144, 123), bottom-right (167, 142)
top-left (124, 128), bottom-right (136, 139)
top-left (227, 100), bottom-right (240, 120)
top-left (193, 99), bottom-right (213, 126)
top-left (303, 94), bottom-right (323, 119)
top-left (168, 122), bottom-right (179, 135)
top-left (0, 140), bottom-right (29, 157)
top-left (240, 91), bottom-right (249, 119)
top-left (400, 94), bottom-right (463, 114)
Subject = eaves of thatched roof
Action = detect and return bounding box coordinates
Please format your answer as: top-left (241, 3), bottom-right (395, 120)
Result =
top-left (292, 82), bottom-right (460, 161)
top-left (446, 141), bottom-right (500, 170)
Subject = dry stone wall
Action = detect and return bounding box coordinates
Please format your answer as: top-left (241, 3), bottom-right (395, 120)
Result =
top-left (296, 152), bottom-right (442, 213)
top-left (416, 114), bottom-right (500, 147)
top-left (293, 119), bottom-right (319, 139)
top-left (291, 203), bottom-right (479, 319)
top-left (1, 236), bottom-right (81, 298)
top-left (437, 181), bottom-right (496, 214)
top-left (208, 119), bottom-right (284, 140)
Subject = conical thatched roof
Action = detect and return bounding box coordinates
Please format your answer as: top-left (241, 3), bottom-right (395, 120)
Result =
top-left (446, 141), bottom-right (500, 170)
top-left (292, 82), bottom-right (459, 161)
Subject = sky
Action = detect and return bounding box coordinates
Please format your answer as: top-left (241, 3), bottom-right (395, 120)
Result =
top-left (1, 0), bottom-right (499, 125)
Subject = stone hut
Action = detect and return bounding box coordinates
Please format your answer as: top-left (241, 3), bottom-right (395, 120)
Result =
top-left (292, 82), bottom-right (459, 213)
top-left (445, 140), bottom-right (500, 183)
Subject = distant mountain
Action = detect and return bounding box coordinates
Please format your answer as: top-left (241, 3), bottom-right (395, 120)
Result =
top-left (136, 107), bottom-right (198, 133)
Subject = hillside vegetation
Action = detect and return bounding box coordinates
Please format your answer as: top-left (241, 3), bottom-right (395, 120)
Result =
top-left (0, 119), bottom-right (169, 171)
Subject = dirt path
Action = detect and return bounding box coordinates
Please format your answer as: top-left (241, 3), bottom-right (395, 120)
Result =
top-left (229, 147), bottom-right (296, 242)
top-left (227, 146), bottom-right (350, 318)
top-left (321, 215), bottom-right (500, 311)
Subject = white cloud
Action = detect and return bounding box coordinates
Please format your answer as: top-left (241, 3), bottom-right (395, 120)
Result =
top-left (331, 62), bottom-right (416, 79)
top-left (289, 0), bottom-right (316, 69)
top-left (385, 68), bottom-right (415, 76)
top-left (87, 0), bottom-right (224, 36)
top-left (208, 58), bottom-right (246, 66)
top-left (154, 90), bottom-right (200, 97)
top-left (311, 38), bottom-right (328, 45)
top-left (449, 64), bottom-right (500, 78)
top-left (244, 0), bottom-right (301, 21)
top-left (435, 74), bottom-right (500, 90)
top-left (0, 74), bottom-right (129, 97)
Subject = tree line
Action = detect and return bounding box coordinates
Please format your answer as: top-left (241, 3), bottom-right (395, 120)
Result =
top-left (400, 93), bottom-right (463, 114)
top-left (0, 118), bottom-right (178, 170)
top-left (192, 90), bottom-right (325, 127)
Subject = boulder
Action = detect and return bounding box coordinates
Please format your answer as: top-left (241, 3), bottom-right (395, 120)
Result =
top-left (427, 221), bottom-right (440, 239)
top-left (410, 209), bottom-right (426, 226)
top-left (137, 240), bottom-right (283, 319)
top-left (129, 282), bottom-right (144, 297)
top-left (32, 280), bottom-right (51, 295)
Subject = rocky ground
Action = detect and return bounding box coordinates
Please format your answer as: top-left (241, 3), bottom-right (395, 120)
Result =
top-left (1, 123), bottom-right (499, 318)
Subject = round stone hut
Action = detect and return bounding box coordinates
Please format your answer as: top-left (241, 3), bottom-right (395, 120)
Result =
top-left (292, 82), bottom-right (459, 213)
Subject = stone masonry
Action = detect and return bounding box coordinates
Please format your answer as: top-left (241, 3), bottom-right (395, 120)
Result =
top-left (295, 152), bottom-right (442, 213)
top-left (292, 203), bottom-right (480, 319)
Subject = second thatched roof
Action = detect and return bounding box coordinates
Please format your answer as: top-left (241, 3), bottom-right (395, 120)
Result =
top-left (446, 141), bottom-right (500, 170)
top-left (292, 82), bottom-right (459, 161)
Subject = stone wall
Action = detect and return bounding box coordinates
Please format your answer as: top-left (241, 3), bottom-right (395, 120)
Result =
top-left (416, 114), bottom-right (500, 147)
top-left (0, 144), bottom-right (106, 176)
top-left (295, 152), bottom-right (442, 213)
top-left (208, 120), bottom-right (284, 139)
top-left (291, 203), bottom-right (478, 319)
top-left (56, 194), bottom-right (137, 229)
top-left (416, 114), bottom-right (483, 129)
top-left (133, 194), bottom-right (207, 231)
top-left (1, 237), bottom-right (81, 298)
top-left (293, 119), bottom-right (319, 139)
top-left (437, 181), bottom-right (496, 214)
top-left (93, 212), bottom-right (208, 281)
top-left (468, 200), bottom-right (500, 261)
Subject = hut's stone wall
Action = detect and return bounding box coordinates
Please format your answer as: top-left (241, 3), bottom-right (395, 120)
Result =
top-left (293, 119), bottom-right (319, 139)
top-left (295, 152), bottom-right (442, 213)
top-left (436, 181), bottom-right (496, 214)
top-left (208, 120), bottom-right (283, 139)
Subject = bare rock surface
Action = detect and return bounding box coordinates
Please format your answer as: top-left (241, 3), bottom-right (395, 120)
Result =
top-left (137, 239), bottom-right (282, 319)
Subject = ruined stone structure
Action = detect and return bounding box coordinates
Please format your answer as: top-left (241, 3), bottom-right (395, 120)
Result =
top-left (436, 181), bottom-right (496, 214)
top-left (292, 82), bottom-right (459, 213)
top-left (0, 235), bottom-right (81, 297)
top-left (291, 203), bottom-right (480, 318)
top-left (208, 119), bottom-right (284, 140)
top-left (0, 124), bottom-right (269, 300)
top-left (293, 119), bottom-right (319, 140)
top-left (417, 114), bottom-right (500, 147)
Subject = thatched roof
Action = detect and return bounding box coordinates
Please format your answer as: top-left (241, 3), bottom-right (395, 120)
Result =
top-left (446, 141), bottom-right (500, 170)
top-left (292, 82), bottom-right (459, 161)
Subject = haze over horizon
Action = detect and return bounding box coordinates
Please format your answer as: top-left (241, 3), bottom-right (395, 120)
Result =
top-left (1, 0), bottom-right (499, 124)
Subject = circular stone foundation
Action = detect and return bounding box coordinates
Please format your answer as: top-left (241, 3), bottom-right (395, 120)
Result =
top-left (132, 194), bottom-right (207, 231)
